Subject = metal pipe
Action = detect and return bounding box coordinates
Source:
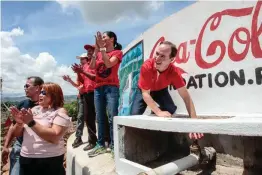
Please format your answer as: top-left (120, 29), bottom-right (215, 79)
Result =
top-left (143, 154), bottom-right (199, 175)
top-left (138, 146), bottom-right (216, 175)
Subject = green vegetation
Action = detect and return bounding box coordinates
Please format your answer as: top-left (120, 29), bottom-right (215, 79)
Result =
top-left (1, 101), bottom-right (19, 112)
top-left (63, 101), bottom-right (78, 121)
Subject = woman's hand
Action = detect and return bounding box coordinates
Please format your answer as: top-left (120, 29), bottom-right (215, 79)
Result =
top-left (10, 106), bottom-right (23, 124)
top-left (71, 63), bottom-right (83, 73)
top-left (94, 40), bottom-right (99, 56)
top-left (95, 31), bottom-right (106, 48)
top-left (62, 75), bottom-right (71, 82)
top-left (20, 108), bottom-right (33, 125)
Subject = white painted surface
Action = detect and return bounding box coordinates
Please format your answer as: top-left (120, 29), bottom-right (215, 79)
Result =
top-left (67, 1), bottom-right (261, 175)
top-left (115, 115), bottom-right (262, 136)
top-left (66, 127), bottom-right (116, 175)
top-left (114, 1), bottom-right (262, 174)
top-left (114, 114), bottom-right (262, 175)
top-left (124, 0), bottom-right (262, 116)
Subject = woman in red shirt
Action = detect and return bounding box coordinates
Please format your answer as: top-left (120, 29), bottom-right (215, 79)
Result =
top-left (88, 31), bottom-right (123, 157)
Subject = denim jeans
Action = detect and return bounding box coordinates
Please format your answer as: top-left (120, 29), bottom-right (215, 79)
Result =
top-left (94, 85), bottom-right (119, 147)
top-left (10, 138), bottom-right (23, 175)
top-left (75, 95), bottom-right (84, 138)
top-left (130, 87), bottom-right (177, 115)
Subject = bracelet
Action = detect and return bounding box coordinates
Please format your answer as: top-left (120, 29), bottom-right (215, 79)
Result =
top-left (28, 120), bottom-right (36, 127)
top-left (99, 47), bottom-right (106, 52)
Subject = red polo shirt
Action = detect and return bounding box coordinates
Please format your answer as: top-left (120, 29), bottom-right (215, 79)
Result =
top-left (81, 63), bottom-right (96, 92)
top-left (138, 58), bottom-right (185, 91)
top-left (95, 50), bottom-right (123, 88)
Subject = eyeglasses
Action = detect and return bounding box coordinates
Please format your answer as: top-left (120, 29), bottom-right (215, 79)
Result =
top-left (40, 90), bottom-right (47, 95)
top-left (24, 84), bottom-right (34, 89)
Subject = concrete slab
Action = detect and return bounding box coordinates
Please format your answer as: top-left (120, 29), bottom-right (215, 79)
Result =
top-left (114, 115), bottom-right (262, 175)
top-left (66, 127), bottom-right (117, 175)
top-left (115, 115), bottom-right (262, 136)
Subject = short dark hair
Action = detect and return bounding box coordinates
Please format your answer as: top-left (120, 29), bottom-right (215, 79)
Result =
top-left (159, 41), bottom-right (178, 58)
top-left (27, 76), bottom-right (44, 86)
top-left (104, 31), bottom-right (122, 50)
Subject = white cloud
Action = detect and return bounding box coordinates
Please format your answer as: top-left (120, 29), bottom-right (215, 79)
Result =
top-left (56, 1), bottom-right (164, 24)
top-left (1, 28), bottom-right (24, 48)
top-left (1, 28), bottom-right (77, 96)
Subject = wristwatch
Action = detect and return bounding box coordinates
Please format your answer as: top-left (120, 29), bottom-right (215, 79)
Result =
top-left (28, 120), bottom-right (36, 127)
top-left (99, 47), bottom-right (106, 52)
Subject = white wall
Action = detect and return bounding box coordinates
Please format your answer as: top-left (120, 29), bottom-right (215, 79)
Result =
top-left (124, 1), bottom-right (262, 116)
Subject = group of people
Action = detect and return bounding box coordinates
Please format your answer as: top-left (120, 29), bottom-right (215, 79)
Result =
top-left (63, 31), bottom-right (123, 158)
top-left (2, 30), bottom-right (203, 175)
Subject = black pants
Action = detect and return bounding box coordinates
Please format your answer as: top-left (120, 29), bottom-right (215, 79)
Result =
top-left (20, 155), bottom-right (65, 175)
top-left (83, 92), bottom-right (110, 144)
top-left (130, 87), bottom-right (177, 115)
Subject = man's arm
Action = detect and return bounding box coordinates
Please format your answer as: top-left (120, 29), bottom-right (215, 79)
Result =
top-left (177, 86), bottom-right (197, 118)
top-left (3, 124), bottom-right (15, 148)
top-left (12, 123), bottom-right (24, 137)
top-left (141, 89), bottom-right (172, 117)
top-left (1, 124), bottom-right (14, 164)
top-left (177, 87), bottom-right (204, 139)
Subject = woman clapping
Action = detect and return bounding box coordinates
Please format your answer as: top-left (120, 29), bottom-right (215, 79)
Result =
top-left (11, 82), bottom-right (71, 175)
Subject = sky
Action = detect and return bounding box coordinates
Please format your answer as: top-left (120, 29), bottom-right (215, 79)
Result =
top-left (1, 0), bottom-right (195, 97)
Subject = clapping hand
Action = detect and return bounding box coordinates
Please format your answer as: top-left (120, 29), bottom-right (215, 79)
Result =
top-left (20, 108), bottom-right (33, 125)
top-left (71, 63), bottom-right (83, 73)
top-left (10, 106), bottom-right (23, 124)
top-left (95, 31), bottom-right (106, 48)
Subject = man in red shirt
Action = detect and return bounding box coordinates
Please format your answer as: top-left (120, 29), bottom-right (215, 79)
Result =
top-left (131, 41), bottom-right (203, 139)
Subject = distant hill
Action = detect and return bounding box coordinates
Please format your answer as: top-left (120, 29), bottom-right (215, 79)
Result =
top-left (64, 95), bottom-right (78, 102)
top-left (2, 95), bottom-right (77, 103)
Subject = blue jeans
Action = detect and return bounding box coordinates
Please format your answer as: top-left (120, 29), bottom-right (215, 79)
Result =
top-left (94, 85), bottom-right (119, 147)
top-left (10, 138), bottom-right (23, 175)
top-left (130, 87), bottom-right (177, 115)
top-left (75, 95), bottom-right (84, 138)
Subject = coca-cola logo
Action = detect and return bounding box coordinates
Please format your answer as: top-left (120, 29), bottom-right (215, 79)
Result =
top-left (150, 1), bottom-right (262, 70)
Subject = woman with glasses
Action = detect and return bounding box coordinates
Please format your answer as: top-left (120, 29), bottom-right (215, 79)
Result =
top-left (11, 82), bottom-right (71, 175)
